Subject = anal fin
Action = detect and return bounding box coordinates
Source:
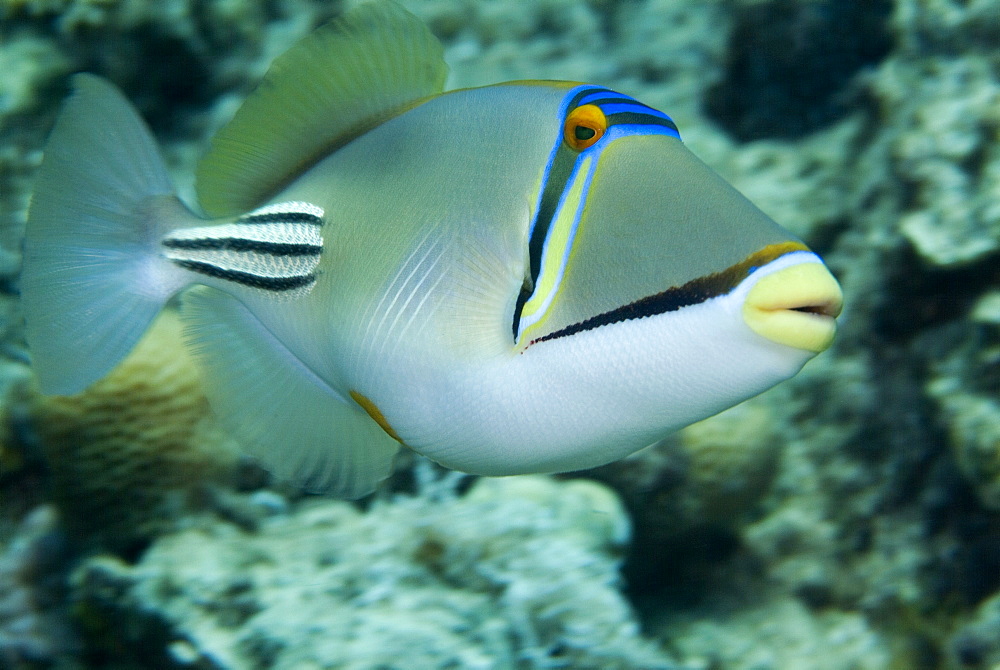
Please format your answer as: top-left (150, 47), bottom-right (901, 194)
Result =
top-left (181, 286), bottom-right (399, 498)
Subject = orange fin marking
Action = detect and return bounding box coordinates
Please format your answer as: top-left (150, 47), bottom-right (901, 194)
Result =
top-left (350, 390), bottom-right (402, 442)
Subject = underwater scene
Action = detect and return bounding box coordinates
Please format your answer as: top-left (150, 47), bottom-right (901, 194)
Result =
top-left (1, 0), bottom-right (999, 668)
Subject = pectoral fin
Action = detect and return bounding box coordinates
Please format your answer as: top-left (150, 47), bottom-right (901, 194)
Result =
top-left (181, 286), bottom-right (399, 498)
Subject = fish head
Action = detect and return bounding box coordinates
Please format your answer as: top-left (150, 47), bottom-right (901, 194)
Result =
top-left (500, 85), bottom-right (843, 450)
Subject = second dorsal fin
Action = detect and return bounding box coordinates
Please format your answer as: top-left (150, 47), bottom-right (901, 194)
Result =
top-left (195, 0), bottom-right (448, 217)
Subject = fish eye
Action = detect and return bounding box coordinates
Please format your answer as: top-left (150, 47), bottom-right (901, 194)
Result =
top-left (563, 104), bottom-right (606, 151)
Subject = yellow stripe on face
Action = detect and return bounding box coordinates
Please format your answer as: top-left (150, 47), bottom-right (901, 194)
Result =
top-left (517, 155), bottom-right (594, 343)
top-left (513, 84), bottom-right (684, 345)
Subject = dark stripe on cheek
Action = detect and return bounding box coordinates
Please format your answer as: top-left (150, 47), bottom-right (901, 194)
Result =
top-left (514, 141), bottom-right (580, 338)
top-left (529, 241), bottom-right (808, 346)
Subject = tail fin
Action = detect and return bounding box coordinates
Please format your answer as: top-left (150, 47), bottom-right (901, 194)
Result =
top-left (22, 74), bottom-right (193, 395)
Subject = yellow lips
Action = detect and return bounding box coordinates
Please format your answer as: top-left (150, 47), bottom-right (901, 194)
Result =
top-left (742, 262), bottom-right (843, 353)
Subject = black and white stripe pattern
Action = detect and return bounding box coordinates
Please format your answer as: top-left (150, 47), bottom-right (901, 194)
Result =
top-left (162, 201), bottom-right (324, 295)
top-left (571, 86), bottom-right (680, 139)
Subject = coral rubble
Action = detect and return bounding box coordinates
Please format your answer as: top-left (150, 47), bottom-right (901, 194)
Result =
top-left (0, 506), bottom-right (76, 667)
top-left (72, 476), bottom-right (676, 669)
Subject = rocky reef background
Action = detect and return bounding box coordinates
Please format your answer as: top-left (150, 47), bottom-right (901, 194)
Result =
top-left (1, 0), bottom-right (998, 668)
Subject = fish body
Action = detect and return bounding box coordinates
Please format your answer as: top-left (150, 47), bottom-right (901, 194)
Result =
top-left (21, 1), bottom-right (842, 496)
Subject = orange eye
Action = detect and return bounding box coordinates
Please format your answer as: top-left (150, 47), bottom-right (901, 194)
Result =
top-left (563, 104), bottom-right (607, 151)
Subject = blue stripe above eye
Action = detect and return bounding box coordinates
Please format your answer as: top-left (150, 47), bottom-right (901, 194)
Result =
top-left (514, 84), bottom-right (684, 339)
top-left (569, 87), bottom-right (681, 139)
top-left (577, 90), bottom-right (633, 105)
top-left (593, 101), bottom-right (660, 116)
top-left (603, 123), bottom-right (681, 141)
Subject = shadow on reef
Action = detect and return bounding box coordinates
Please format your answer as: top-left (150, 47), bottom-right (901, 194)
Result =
top-left (871, 244), bottom-right (1000, 348)
top-left (705, 0), bottom-right (893, 141)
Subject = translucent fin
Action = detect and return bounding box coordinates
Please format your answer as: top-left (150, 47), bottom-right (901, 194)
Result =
top-left (181, 286), bottom-right (399, 498)
top-left (22, 74), bottom-right (193, 395)
top-left (195, 0), bottom-right (448, 217)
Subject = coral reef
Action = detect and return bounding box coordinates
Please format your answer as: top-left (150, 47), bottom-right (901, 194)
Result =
top-left (583, 0), bottom-right (1000, 667)
top-left (625, 0), bottom-right (1000, 667)
top-left (29, 309), bottom-right (244, 553)
top-left (0, 506), bottom-right (77, 668)
top-left (926, 326), bottom-right (1000, 512)
top-left (589, 401), bottom-right (784, 602)
top-left (951, 590), bottom-right (1000, 668)
top-left (0, 0), bottom-right (997, 668)
top-left (72, 475), bottom-right (676, 669)
top-left (880, 0), bottom-right (1000, 269)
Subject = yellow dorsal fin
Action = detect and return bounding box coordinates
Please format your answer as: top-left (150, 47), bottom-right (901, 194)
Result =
top-left (195, 0), bottom-right (448, 217)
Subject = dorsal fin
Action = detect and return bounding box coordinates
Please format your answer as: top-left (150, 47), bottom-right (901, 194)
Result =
top-left (195, 0), bottom-right (448, 217)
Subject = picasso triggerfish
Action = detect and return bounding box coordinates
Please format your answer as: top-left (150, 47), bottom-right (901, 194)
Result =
top-left (21, 0), bottom-right (843, 497)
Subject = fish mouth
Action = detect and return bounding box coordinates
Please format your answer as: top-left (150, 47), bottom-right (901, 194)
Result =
top-left (742, 261), bottom-right (843, 353)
